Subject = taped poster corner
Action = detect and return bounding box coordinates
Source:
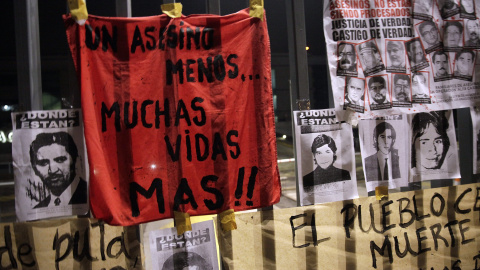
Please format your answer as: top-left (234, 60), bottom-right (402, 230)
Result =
top-left (219, 209), bottom-right (237, 231)
top-left (161, 3), bottom-right (183, 18)
top-left (67, 0), bottom-right (88, 25)
top-left (375, 186), bottom-right (388, 200)
top-left (174, 211), bottom-right (192, 235)
top-left (249, 0), bottom-right (264, 20)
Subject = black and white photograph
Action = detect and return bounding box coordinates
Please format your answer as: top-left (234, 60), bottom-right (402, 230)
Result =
top-left (417, 21), bottom-right (443, 54)
top-left (413, 0), bottom-right (433, 21)
top-left (337, 42), bottom-right (358, 77)
top-left (148, 220), bottom-right (219, 270)
top-left (411, 72), bottom-right (431, 104)
top-left (443, 20), bottom-right (464, 52)
top-left (359, 116), bottom-right (409, 192)
top-left (406, 38), bottom-right (429, 72)
top-left (385, 40), bottom-right (407, 73)
top-left (356, 40), bottom-right (386, 77)
top-left (11, 109), bottom-right (89, 221)
top-left (453, 49), bottom-right (476, 81)
top-left (294, 109), bottom-right (358, 206)
top-left (460, 0), bottom-right (476, 19)
top-left (465, 19), bottom-right (480, 48)
top-left (367, 75), bottom-right (392, 111)
top-left (343, 77), bottom-right (365, 113)
top-left (470, 107), bottom-right (480, 174)
top-left (430, 50), bottom-right (453, 82)
top-left (408, 110), bottom-right (460, 182)
top-left (391, 74), bottom-right (412, 107)
top-left (437, 0), bottom-right (461, 19)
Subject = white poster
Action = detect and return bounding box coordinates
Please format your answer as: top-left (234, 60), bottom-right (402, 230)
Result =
top-left (471, 106), bottom-right (480, 174)
top-left (359, 115), bottom-right (409, 192)
top-left (324, 0), bottom-right (480, 122)
top-left (148, 220), bottom-right (219, 270)
top-left (408, 110), bottom-right (460, 181)
top-left (12, 109), bottom-right (89, 221)
top-left (294, 109), bottom-right (358, 206)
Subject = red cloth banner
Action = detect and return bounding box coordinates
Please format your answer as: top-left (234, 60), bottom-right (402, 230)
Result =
top-left (64, 9), bottom-right (280, 226)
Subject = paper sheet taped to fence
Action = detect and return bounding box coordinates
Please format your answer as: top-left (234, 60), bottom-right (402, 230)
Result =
top-left (0, 218), bottom-right (141, 270)
top-left (324, 0), bottom-right (480, 122)
top-left (217, 183), bottom-right (480, 270)
top-left (63, 8), bottom-right (280, 226)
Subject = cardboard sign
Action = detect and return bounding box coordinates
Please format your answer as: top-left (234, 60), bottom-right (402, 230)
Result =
top-left (63, 9), bottom-right (280, 225)
top-left (0, 218), bottom-right (140, 270)
top-left (217, 183), bottom-right (480, 269)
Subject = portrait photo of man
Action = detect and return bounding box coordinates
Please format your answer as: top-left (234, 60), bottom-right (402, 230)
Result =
top-left (465, 20), bottom-right (480, 48)
top-left (29, 132), bottom-right (87, 208)
top-left (411, 111), bottom-right (451, 171)
top-left (344, 77), bottom-right (365, 113)
top-left (406, 38), bottom-right (429, 71)
top-left (413, 0), bottom-right (433, 20)
top-left (392, 74), bottom-right (411, 105)
top-left (337, 42), bottom-right (358, 76)
top-left (364, 122), bottom-right (401, 181)
top-left (443, 21), bottom-right (463, 50)
top-left (454, 49), bottom-right (475, 80)
top-left (357, 40), bottom-right (385, 76)
top-left (438, 0), bottom-right (460, 19)
top-left (431, 50), bottom-right (452, 81)
top-left (418, 21), bottom-right (442, 53)
top-left (460, 0), bottom-right (476, 19)
top-left (161, 251), bottom-right (213, 270)
top-left (411, 72), bottom-right (431, 103)
top-left (368, 76), bottom-right (392, 110)
top-left (386, 40), bottom-right (406, 73)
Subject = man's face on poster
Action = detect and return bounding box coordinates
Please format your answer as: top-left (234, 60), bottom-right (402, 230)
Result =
top-left (314, 144), bottom-right (335, 170)
top-left (347, 78), bottom-right (364, 103)
top-left (434, 54), bottom-right (449, 76)
top-left (394, 78), bottom-right (410, 102)
top-left (338, 44), bottom-right (356, 70)
top-left (34, 143), bottom-right (74, 196)
top-left (360, 46), bottom-right (379, 69)
top-left (462, 0), bottom-right (475, 13)
top-left (387, 42), bottom-right (405, 67)
top-left (415, 124), bottom-right (445, 169)
top-left (445, 25), bottom-right (462, 47)
top-left (420, 23), bottom-right (439, 46)
top-left (369, 80), bottom-right (387, 104)
top-left (467, 20), bottom-right (480, 42)
top-left (457, 52), bottom-right (474, 75)
top-left (415, 0), bottom-right (431, 14)
top-left (377, 129), bottom-right (394, 155)
top-left (409, 41), bottom-right (424, 63)
top-left (412, 74), bottom-right (428, 96)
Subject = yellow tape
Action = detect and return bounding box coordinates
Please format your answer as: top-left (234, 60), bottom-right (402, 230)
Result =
top-left (249, 0), bottom-right (264, 20)
top-left (375, 186), bottom-right (389, 201)
top-left (219, 209), bottom-right (237, 231)
top-left (67, 0), bottom-right (88, 24)
top-left (174, 211), bottom-right (192, 235)
top-left (161, 3), bottom-right (183, 18)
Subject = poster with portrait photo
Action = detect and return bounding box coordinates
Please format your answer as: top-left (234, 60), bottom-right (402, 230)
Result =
top-left (391, 73), bottom-right (412, 108)
top-left (437, 0), bottom-right (461, 19)
top-left (343, 77), bottom-right (365, 113)
top-left (413, 0), bottom-right (434, 21)
top-left (465, 19), bottom-right (480, 49)
top-left (11, 109), bottom-right (89, 222)
top-left (443, 20), bottom-right (464, 52)
top-left (356, 39), bottom-right (386, 77)
top-left (412, 72), bottom-right (432, 103)
top-left (453, 49), bottom-right (476, 81)
top-left (406, 38), bottom-right (430, 72)
top-left (367, 75), bottom-right (392, 111)
top-left (294, 109), bottom-right (358, 206)
top-left (408, 110), bottom-right (460, 182)
top-left (430, 50), bottom-right (453, 82)
top-left (470, 107), bottom-right (480, 174)
top-left (148, 220), bottom-right (219, 270)
top-left (460, 0), bottom-right (476, 19)
top-left (416, 21), bottom-right (443, 54)
top-left (385, 40), bottom-right (407, 74)
top-left (358, 115), bottom-right (409, 192)
top-left (337, 42), bottom-right (358, 77)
